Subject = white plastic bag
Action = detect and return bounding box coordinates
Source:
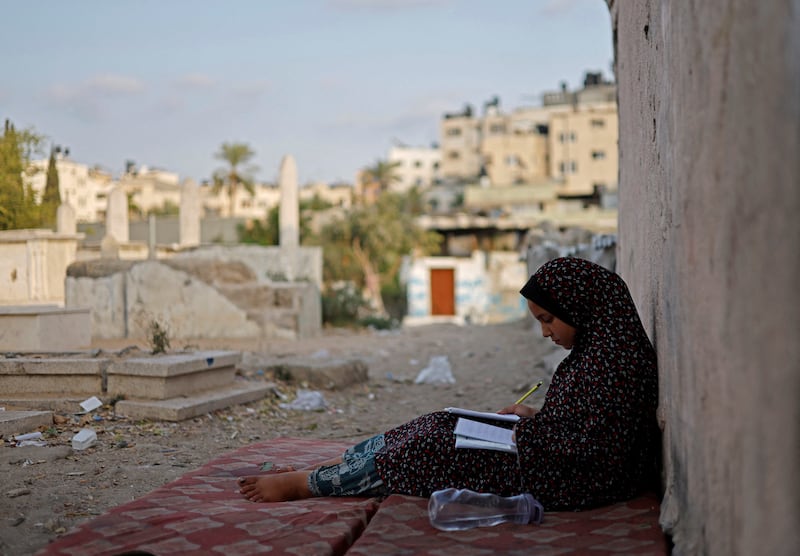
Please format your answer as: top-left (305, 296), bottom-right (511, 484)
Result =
top-left (414, 356), bottom-right (456, 385)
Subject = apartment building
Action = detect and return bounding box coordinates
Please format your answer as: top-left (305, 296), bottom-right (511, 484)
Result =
top-left (300, 181), bottom-right (353, 209)
top-left (481, 106), bottom-right (551, 186)
top-left (26, 155), bottom-right (114, 222)
top-left (439, 106), bottom-right (482, 180)
top-left (387, 145), bottom-right (441, 191)
top-left (545, 75), bottom-right (618, 197)
top-left (118, 166), bottom-right (182, 217)
top-left (437, 73), bottom-right (619, 199)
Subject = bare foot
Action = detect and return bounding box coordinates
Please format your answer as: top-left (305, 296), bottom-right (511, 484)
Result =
top-left (238, 471), bottom-right (313, 503)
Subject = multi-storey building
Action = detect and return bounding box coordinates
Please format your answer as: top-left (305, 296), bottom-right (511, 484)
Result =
top-left (387, 144), bottom-right (441, 191)
top-left (545, 74), bottom-right (618, 198)
top-left (437, 73), bottom-right (619, 201)
top-left (439, 106), bottom-right (482, 180)
top-left (481, 106), bottom-right (550, 186)
top-left (26, 154), bottom-right (114, 222)
top-left (119, 166), bottom-right (182, 217)
top-left (299, 181), bottom-right (353, 209)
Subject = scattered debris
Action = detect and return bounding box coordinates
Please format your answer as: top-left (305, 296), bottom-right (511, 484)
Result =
top-left (414, 356), bottom-right (456, 385)
top-left (279, 390), bottom-right (327, 411)
top-left (80, 396), bottom-right (103, 413)
top-left (71, 429), bottom-right (97, 451)
top-left (13, 431), bottom-right (48, 448)
top-left (6, 488), bottom-right (31, 498)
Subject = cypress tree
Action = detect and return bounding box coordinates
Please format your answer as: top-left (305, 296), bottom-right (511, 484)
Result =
top-left (41, 147), bottom-right (61, 229)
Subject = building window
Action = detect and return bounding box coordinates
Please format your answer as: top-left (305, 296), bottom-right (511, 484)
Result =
top-left (591, 119), bottom-right (605, 128)
top-left (570, 132), bottom-right (576, 142)
top-left (446, 128), bottom-right (462, 136)
top-left (448, 151), bottom-right (460, 160)
top-left (414, 160), bottom-right (422, 168)
top-left (559, 132), bottom-right (567, 143)
top-left (489, 123), bottom-right (506, 134)
top-left (559, 161), bottom-right (566, 174)
top-left (570, 161), bottom-right (578, 172)
top-left (433, 161), bottom-right (440, 170)
top-left (591, 150), bottom-right (606, 160)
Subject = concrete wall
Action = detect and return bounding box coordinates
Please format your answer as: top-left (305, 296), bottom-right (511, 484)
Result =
top-left (66, 245), bottom-right (323, 341)
top-left (611, 2), bottom-right (800, 555)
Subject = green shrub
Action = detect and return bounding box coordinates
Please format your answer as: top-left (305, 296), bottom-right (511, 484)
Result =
top-left (358, 314), bottom-right (399, 330)
top-left (321, 283), bottom-right (370, 327)
top-left (147, 319), bottom-right (171, 354)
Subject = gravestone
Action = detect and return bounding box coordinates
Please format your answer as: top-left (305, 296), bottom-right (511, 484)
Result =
top-left (279, 155), bottom-right (299, 248)
top-left (106, 187), bottom-right (129, 243)
top-left (180, 179), bottom-right (200, 247)
top-left (56, 202), bottom-right (77, 235)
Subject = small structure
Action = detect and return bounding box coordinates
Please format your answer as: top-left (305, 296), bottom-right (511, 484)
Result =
top-left (403, 250), bottom-right (529, 326)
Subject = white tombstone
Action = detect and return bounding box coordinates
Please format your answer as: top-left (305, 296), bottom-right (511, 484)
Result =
top-left (56, 202), bottom-right (77, 235)
top-left (179, 179), bottom-right (201, 247)
top-left (278, 155), bottom-right (299, 248)
top-left (106, 187), bottom-right (129, 243)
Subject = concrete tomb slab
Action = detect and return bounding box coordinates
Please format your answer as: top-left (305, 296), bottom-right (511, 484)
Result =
top-left (0, 410), bottom-right (53, 438)
top-left (0, 356), bottom-right (104, 395)
top-left (0, 306), bottom-right (91, 351)
top-left (106, 350), bottom-right (241, 400)
top-left (114, 381), bottom-right (271, 421)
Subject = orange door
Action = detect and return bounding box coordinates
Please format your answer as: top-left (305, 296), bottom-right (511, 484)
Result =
top-left (430, 268), bottom-right (455, 316)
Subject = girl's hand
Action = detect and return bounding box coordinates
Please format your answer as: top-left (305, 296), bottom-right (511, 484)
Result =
top-left (497, 404), bottom-right (539, 418)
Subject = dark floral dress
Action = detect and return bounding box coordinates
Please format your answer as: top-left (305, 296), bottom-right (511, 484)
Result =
top-left (374, 257), bottom-right (660, 511)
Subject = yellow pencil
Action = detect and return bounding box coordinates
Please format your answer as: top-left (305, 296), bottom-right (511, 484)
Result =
top-left (515, 380), bottom-right (544, 405)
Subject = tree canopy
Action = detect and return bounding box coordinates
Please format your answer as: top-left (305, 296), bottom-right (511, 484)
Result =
top-left (212, 142), bottom-right (257, 217)
top-left (313, 189), bottom-right (441, 316)
top-left (362, 159), bottom-right (401, 193)
top-left (0, 119), bottom-right (44, 230)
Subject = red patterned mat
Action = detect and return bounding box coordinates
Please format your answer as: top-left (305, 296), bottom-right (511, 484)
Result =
top-left (37, 438), bottom-right (380, 556)
top-left (348, 493), bottom-right (667, 555)
top-left (38, 437), bottom-right (667, 555)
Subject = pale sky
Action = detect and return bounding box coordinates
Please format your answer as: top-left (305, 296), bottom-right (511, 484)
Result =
top-left (1, 0), bottom-right (613, 185)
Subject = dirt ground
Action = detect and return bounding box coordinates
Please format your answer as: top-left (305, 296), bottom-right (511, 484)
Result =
top-left (0, 319), bottom-right (561, 556)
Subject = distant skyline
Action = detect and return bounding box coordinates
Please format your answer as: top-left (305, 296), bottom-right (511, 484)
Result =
top-left (1, 0), bottom-right (613, 185)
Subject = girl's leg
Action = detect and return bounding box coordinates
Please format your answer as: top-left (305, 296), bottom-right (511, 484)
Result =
top-left (238, 434), bottom-right (387, 502)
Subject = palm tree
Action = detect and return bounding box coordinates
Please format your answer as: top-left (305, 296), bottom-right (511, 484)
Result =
top-left (363, 159), bottom-right (401, 193)
top-left (212, 142), bottom-right (257, 217)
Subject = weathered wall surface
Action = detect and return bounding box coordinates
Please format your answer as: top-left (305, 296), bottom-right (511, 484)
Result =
top-left (611, 2), bottom-right (800, 555)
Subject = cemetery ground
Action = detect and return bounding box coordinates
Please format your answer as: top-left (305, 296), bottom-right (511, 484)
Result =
top-left (0, 319), bottom-right (555, 556)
